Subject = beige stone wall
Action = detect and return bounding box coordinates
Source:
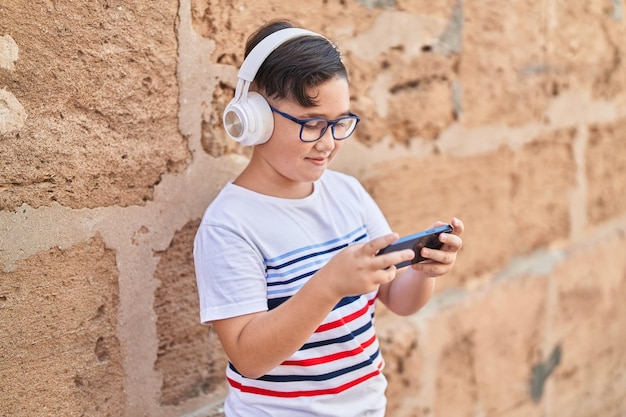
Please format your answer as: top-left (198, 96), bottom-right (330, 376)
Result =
top-left (1, 1), bottom-right (625, 416)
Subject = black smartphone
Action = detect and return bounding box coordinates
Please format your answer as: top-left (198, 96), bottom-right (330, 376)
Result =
top-left (377, 224), bottom-right (454, 268)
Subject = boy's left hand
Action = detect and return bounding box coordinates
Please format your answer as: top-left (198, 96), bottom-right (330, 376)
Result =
top-left (411, 217), bottom-right (464, 277)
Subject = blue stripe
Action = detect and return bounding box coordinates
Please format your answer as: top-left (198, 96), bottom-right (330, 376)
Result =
top-left (262, 350), bottom-right (381, 382)
top-left (265, 232), bottom-right (366, 281)
top-left (267, 294), bottom-right (362, 311)
top-left (267, 257), bottom-right (330, 280)
top-left (335, 295), bottom-right (361, 310)
top-left (266, 243), bottom-right (349, 271)
top-left (301, 320), bottom-right (373, 350)
top-left (264, 226), bottom-right (367, 265)
top-left (265, 232), bottom-right (368, 297)
top-left (267, 283), bottom-right (305, 296)
top-left (228, 349), bottom-right (381, 383)
top-left (267, 270), bottom-right (315, 288)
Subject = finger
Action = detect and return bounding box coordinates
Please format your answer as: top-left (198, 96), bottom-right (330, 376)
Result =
top-left (380, 265), bottom-right (397, 283)
top-left (439, 232), bottom-right (463, 251)
top-left (367, 233), bottom-right (400, 255)
top-left (450, 217), bottom-right (464, 236)
top-left (377, 249), bottom-right (415, 270)
top-left (414, 261), bottom-right (451, 277)
top-left (420, 247), bottom-right (454, 264)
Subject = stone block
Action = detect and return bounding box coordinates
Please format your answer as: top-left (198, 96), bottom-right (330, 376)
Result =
top-left (548, 1), bottom-right (625, 102)
top-left (385, 54), bottom-right (458, 142)
top-left (154, 219), bottom-right (228, 406)
top-left (551, 232), bottom-right (626, 416)
top-left (591, 5), bottom-right (626, 102)
top-left (586, 118), bottom-right (626, 225)
top-left (461, 0), bottom-right (553, 127)
top-left (0, 0), bottom-right (190, 210)
top-left (428, 275), bottom-right (549, 416)
top-left (396, 0), bottom-right (458, 20)
top-left (378, 317), bottom-right (423, 416)
top-left (364, 149), bottom-right (514, 289)
top-left (511, 128), bottom-right (577, 253)
top-left (342, 12), bottom-right (457, 145)
top-left (460, 0), bottom-right (622, 128)
top-left (0, 237), bottom-right (124, 416)
top-left (376, 268), bottom-right (551, 416)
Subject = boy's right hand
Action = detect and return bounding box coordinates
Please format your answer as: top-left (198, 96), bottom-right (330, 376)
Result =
top-left (319, 233), bottom-right (415, 298)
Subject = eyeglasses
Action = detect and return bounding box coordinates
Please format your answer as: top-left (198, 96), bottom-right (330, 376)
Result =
top-left (269, 105), bottom-right (360, 142)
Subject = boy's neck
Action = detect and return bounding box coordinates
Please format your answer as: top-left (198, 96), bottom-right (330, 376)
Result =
top-left (234, 167), bottom-right (314, 199)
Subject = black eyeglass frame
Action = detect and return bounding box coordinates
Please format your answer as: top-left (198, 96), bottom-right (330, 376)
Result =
top-left (269, 105), bottom-right (361, 142)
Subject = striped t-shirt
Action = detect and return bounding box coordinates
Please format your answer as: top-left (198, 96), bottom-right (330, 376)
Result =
top-left (194, 170), bottom-right (392, 416)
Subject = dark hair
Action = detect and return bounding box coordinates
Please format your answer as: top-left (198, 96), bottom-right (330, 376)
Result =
top-left (245, 20), bottom-right (348, 107)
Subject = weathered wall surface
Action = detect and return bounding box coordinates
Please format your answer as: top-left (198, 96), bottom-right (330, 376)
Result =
top-left (1, 1), bottom-right (625, 416)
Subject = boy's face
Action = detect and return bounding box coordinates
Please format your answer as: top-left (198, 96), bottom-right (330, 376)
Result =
top-left (253, 76), bottom-right (352, 194)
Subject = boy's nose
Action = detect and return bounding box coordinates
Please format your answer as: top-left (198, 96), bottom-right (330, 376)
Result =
top-left (315, 127), bottom-right (335, 150)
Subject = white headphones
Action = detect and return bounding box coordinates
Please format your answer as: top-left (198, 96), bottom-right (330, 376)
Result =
top-left (222, 28), bottom-right (324, 146)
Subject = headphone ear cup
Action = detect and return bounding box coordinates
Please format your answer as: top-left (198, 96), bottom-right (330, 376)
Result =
top-left (223, 92), bottom-right (274, 146)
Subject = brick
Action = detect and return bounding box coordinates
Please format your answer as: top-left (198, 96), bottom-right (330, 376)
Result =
top-left (586, 118), bottom-right (626, 225)
top-left (364, 149), bottom-right (514, 289)
top-left (547, 1), bottom-right (624, 100)
top-left (460, 0), bottom-right (625, 128)
top-left (385, 54), bottom-right (458, 142)
top-left (333, 10), bottom-right (455, 145)
top-left (396, 0), bottom-right (458, 20)
top-left (0, 237), bottom-right (124, 416)
top-left (0, 0), bottom-right (190, 210)
top-left (154, 219), bottom-right (228, 405)
top-left (377, 315), bottom-right (423, 416)
top-left (511, 128), bottom-right (577, 253)
top-left (551, 232), bottom-right (626, 416)
top-left (375, 270), bottom-right (551, 416)
top-left (592, 7), bottom-right (626, 101)
top-left (428, 275), bottom-right (549, 416)
top-left (461, 0), bottom-right (553, 127)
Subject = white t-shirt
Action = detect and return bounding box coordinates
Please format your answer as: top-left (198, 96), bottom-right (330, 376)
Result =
top-left (194, 170), bottom-right (392, 417)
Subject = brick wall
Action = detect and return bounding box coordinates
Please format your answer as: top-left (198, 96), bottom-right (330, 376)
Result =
top-left (1, 0), bottom-right (625, 416)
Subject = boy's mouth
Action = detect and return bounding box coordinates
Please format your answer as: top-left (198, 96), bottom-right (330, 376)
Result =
top-left (306, 156), bottom-right (328, 166)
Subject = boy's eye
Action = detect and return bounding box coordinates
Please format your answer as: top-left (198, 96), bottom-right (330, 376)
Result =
top-left (303, 120), bottom-right (326, 130)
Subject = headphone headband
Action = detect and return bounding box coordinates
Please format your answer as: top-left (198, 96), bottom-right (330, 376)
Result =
top-left (237, 28), bottom-right (323, 82)
top-left (223, 27), bottom-right (327, 146)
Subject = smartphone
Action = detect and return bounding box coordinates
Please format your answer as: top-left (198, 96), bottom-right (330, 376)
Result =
top-left (377, 224), bottom-right (454, 268)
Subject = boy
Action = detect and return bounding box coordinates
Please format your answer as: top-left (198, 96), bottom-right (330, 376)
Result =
top-left (194, 19), bottom-right (464, 416)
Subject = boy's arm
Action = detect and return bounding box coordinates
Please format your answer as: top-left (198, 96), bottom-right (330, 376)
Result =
top-left (211, 272), bottom-right (340, 379)
top-left (212, 233), bottom-right (414, 379)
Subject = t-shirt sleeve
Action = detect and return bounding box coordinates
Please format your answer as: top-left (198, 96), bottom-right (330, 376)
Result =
top-left (193, 223), bottom-right (268, 324)
top-left (352, 177), bottom-right (392, 240)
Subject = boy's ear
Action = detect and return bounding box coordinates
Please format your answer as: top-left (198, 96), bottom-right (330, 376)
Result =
top-left (223, 91), bottom-right (274, 146)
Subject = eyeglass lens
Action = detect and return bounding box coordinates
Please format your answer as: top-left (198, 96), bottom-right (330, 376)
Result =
top-left (300, 117), bottom-right (358, 142)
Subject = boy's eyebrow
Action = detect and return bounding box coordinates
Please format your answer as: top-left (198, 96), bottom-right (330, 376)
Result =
top-left (300, 109), bottom-right (352, 119)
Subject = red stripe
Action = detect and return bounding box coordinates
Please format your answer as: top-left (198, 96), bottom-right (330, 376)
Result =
top-left (316, 296), bottom-right (376, 333)
top-left (281, 334), bottom-right (377, 366)
top-left (227, 367), bottom-right (381, 398)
